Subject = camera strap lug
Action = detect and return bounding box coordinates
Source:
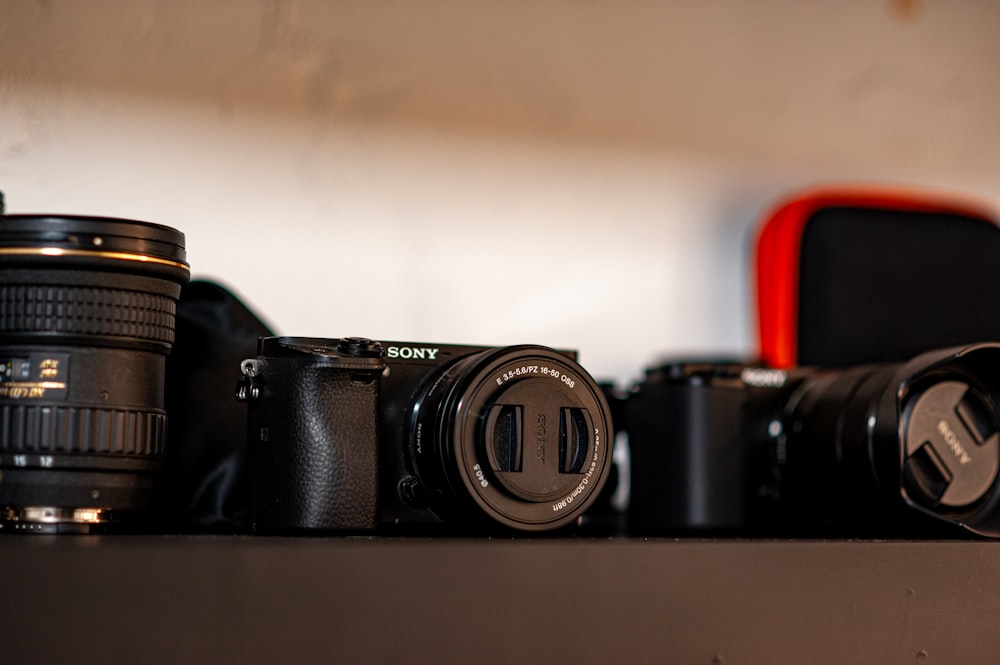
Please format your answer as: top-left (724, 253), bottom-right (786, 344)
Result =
top-left (236, 359), bottom-right (259, 401)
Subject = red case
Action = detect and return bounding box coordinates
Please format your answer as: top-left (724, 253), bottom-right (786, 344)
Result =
top-left (754, 187), bottom-right (998, 368)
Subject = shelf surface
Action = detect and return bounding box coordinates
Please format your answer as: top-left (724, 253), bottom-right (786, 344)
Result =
top-left (2, 535), bottom-right (1000, 664)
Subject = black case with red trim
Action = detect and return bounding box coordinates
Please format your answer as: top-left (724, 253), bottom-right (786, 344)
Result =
top-left (754, 188), bottom-right (1000, 368)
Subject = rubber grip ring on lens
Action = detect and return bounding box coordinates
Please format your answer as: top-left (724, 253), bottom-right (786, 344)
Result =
top-left (0, 286), bottom-right (177, 343)
top-left (0, 404), bottom-right (167, 456)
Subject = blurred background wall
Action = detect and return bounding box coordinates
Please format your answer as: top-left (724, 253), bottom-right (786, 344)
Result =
top-left (2, 0), bottom-right (999, 381)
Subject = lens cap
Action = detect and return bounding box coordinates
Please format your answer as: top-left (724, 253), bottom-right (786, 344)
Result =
top-left (903, 381), bottom-right (1000, 508)
top-left (483, 377), bottom-right (595, 501)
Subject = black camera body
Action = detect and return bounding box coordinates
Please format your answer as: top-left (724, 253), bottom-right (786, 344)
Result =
top-left (240, 337), bottom-right (614, 533)
top-left (624, 344), bottom-right (1000, 537)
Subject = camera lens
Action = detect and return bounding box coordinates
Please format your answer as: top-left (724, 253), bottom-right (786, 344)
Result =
top-left (780, 344), bottom-right (1000, 535)
top-left (0, 214), bottom-right (189, 533)
top-left (410, 345), bottom-right (613, 530)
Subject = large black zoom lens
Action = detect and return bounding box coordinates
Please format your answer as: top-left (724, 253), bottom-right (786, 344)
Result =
top-left (0, 214), bottom-right (189, 532)
top-left (780, 343), bottom-right (1000, 536)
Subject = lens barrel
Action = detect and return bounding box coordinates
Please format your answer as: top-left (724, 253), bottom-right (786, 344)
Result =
top-left (0, 214), bottom-right (189, 533)
top-left (410, 345), bottom-right (614, 530)
top-left (783, 343), bottom-right (1000, 536)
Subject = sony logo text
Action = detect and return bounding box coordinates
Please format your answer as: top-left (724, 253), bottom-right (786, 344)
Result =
top-left (385, 346), bottom-right (440, 360)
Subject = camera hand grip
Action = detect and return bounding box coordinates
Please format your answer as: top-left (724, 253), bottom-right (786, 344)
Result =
top-left (247, 359), bottom-right (381, 532)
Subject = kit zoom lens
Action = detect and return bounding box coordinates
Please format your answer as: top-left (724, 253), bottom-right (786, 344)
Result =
top-left (0, 214), bottom-right (189, 533)
top-left (411, 346), bottom-right (614, 530)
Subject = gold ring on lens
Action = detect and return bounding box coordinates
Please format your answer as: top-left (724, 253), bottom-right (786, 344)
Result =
top-left (0, 247), bottom-right (190, 271)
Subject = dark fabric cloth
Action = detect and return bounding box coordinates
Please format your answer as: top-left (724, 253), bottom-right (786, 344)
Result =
top-left (156, 280), bottom-right (274, 531)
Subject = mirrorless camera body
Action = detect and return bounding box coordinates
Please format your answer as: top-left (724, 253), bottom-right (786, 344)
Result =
top-left (624, 344), bottom-right (1000, 537)
top-left (239, 336), bottom-right (614, 533)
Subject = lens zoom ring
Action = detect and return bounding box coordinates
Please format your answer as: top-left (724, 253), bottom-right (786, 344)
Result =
top-left (0, 286), bottom-right (177, 343)
top-left (0, 405), bottom-right (167, 456)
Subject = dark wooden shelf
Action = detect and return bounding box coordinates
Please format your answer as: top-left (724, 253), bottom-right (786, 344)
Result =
top-left (2, 535), bottom-right (999, 664)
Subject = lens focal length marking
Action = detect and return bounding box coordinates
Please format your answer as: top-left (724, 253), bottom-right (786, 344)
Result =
top-left (495, 365), bottom-right (577, 389)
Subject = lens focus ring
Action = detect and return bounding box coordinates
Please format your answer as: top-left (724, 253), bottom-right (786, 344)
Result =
top-left (0, 286), bottom-right (177, 343)
top-left (0, 404), bottom-right (167, 456)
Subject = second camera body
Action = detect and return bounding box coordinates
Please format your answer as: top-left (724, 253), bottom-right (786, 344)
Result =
top-left (623, 344), bottom-right (1000, 537)
top-left (240, 336), bottom-right (614, 533)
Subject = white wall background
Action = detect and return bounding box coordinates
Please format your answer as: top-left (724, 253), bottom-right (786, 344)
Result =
top-left (2, 0), bottom-right (999, 381)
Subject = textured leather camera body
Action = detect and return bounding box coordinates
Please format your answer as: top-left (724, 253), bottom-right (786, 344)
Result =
top-left (243, 337), bottom-right (386, 532)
